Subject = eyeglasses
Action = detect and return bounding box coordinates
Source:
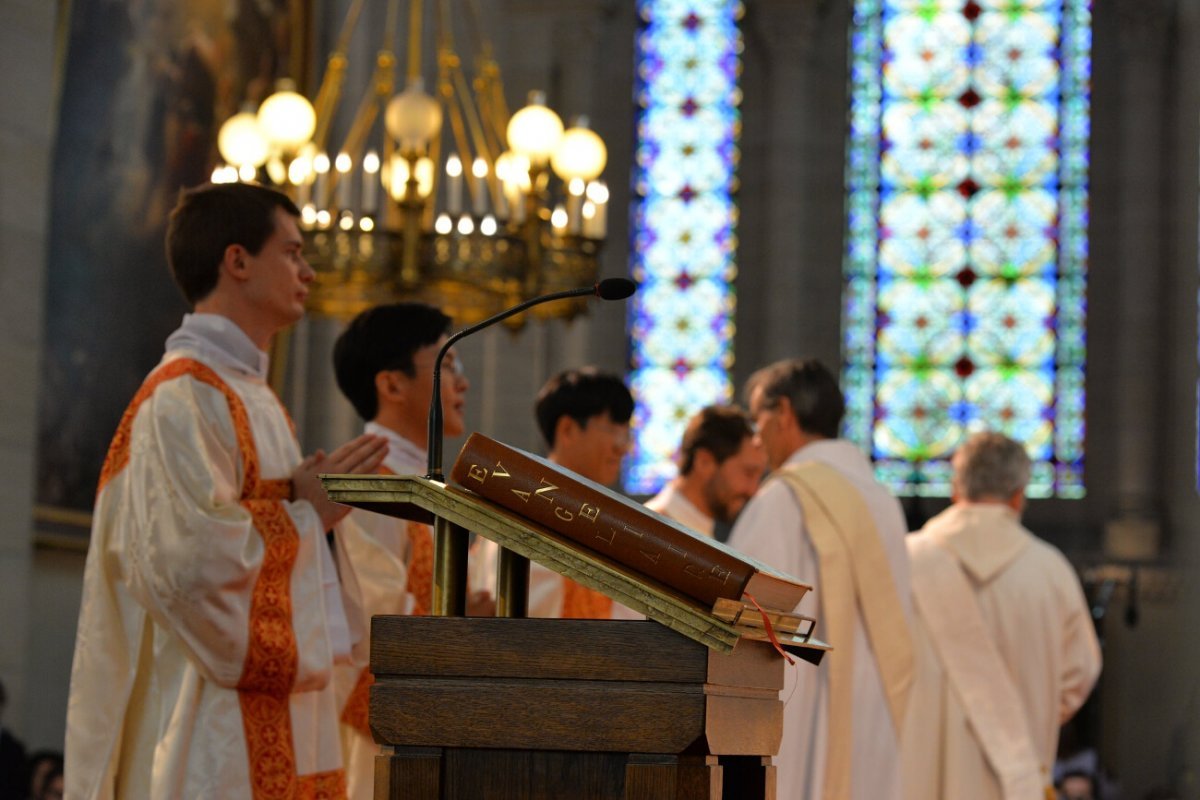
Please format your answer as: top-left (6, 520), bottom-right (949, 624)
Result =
top-left (403, 353), bottom-right (466, 378)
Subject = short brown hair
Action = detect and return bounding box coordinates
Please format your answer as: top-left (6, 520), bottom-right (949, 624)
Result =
top-left (678, 405), bottom-right (754, 475)
top-left (166, 182), bottom-right (300, 306)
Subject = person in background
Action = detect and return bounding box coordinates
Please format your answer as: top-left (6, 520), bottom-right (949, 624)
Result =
top-left (645, 404), bottom-right (766, 538)
top-left (24, 751), bottom-right (63, 800)
top-left (728, 358), bottom-right (914, 800)
top-left (472, 367), bottom-right (633, 619)
top-left (331, 301), bottom-right (489, 800)
top-left (0, 679), bottom-right (27, 800)
top-left (902, 431), bottom-right (1101, 799)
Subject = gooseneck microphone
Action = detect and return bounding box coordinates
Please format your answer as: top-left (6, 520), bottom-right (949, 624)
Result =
top-left (426, 278), bottom-right (637, 479)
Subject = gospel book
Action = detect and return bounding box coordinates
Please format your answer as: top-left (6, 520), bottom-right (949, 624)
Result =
top-left (450, 433), bottom-right (811, 615)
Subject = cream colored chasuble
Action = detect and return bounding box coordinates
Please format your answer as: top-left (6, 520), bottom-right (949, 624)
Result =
top-left (775, 462), bottom-right (914, 800)
top-left (907, 530), bottom-right (1047, 799)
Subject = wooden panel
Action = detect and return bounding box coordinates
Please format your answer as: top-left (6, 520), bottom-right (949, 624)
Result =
top-left (442, 750), bottom-right (626, 800)
top-left (371, 677), bottom-right (706, 753)
top-left (375, 747), bottom-right (440, 800)
top-left (624, 754), bottom-right (679, 800)
top-left (703, 695), bottom-right (783, 756)
top-left (624, 755), bottom-right (722, 800)
top-left (371, 617), bottom-right (711, 683)
top-left (706, 640), bottom-right (785, 691)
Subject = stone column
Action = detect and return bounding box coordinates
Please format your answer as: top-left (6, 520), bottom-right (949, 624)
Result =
top-left (1103, 0), bottom-right (1173, 558)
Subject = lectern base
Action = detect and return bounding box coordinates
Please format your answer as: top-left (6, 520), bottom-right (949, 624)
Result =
top-left (367, 618), bottom-right (783, 800)
top-left (376, 747), bottom-right (773, 800)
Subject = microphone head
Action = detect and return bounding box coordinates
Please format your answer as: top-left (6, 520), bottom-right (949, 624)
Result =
top-left (595, 278), bottom-right (637, 301)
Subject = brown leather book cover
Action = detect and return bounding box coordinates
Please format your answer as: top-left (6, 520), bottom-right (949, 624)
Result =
top-left (450, 433), bottom-right (807, 610)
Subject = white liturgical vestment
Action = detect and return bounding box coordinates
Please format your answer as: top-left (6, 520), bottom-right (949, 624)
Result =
top-left (728, 439), bottom-right (912, 800)
top-left (65, 314), bottom-right (351, 800)
top-left (901, 503), bottom-right (1101, 800)
top-left (335, 423), bottom-right (429, 800)
top-left (645, 482), bottom-right (715, 538)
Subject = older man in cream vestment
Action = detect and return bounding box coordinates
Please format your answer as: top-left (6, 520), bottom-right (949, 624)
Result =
top-left (902, 432), bottom-right (1101, 800)
top-left (729, 359), bottom-right (914, 800)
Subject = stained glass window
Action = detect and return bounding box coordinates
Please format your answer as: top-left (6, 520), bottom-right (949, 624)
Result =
top-left (626, 0), bottom-right (742, 495)
top-left (843, 0), bottom-right (1091, 498)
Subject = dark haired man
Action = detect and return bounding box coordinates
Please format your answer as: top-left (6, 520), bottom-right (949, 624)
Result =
top-left (646, 404), bottom-right (765, 537)
top-left (728, 358), bottom-right (914, 800)
top-left (66, 182), bottom-right (387, 799)
top-left (475, 367), bottom-right (633, 618)
top-left (331, 301), bottom-right (479, 800)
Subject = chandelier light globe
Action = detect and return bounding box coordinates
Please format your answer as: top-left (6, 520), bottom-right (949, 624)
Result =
top-left (256, 79), bottom-right (316, 151)
top-left (550, 119), bottom-right (606, 181)
top-left (507, 91), bottom-right (564, 165)
top-left (385, 78), bottom-right (443, 153)
top-left (217, 110), bottom-right (269, 168)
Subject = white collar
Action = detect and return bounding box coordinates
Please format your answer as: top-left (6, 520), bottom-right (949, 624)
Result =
top-left (364, 421), bottom-right (428, 474)
top-left (164, 313), bottom-right (270, 379)
top-left (782, 438), bottom-right (874, 482)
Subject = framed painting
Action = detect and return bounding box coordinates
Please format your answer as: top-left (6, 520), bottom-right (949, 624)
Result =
top-left (34, 0), bottom-right (309, 539)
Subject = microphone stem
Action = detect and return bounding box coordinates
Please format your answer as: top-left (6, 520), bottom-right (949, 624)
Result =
top-left (426, 285), bottom-right (595, 479)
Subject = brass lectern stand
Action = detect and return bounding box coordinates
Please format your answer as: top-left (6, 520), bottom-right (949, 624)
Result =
top-left (323, 475), bottom-right (828, 800)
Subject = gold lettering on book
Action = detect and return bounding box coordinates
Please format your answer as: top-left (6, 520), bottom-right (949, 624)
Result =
top-left (595, 528), bottom-right (616, 546)
top-left (667, 544), bottom-right (688, 561)
top-left (511, 489), bottom-right (532, 503)
top-left (684, 564), bottom-right (708, 578)
top-left (709, 565), bottom-right (732, 584)
top-left (623, 523), bottom-right (643, 539)
top-left (579, 504), bottom-right (599, 523)
top-left (492, 461), bottom-right (511, 478)
top-left (554, 506), bottom-right (574, 522)
top-left (534, 479), bottom-right (558, 502)
top-left (466, 464), bottom-right (488, 484)
top-left (640, 548), bottom-right (663, 565)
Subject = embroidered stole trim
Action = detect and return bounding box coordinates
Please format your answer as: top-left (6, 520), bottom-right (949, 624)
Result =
top-left (909, 536), bottom-right (1046, 799)
top-left (774, 462), bottom-right (914, 800)
top-left (98, 358), bottom-right (344, 799)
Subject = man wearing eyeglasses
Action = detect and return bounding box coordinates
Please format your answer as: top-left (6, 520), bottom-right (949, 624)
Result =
top-left (728, 358), bottom-right (914, 800)
top-left (331, 301), bottom-right (487, 800)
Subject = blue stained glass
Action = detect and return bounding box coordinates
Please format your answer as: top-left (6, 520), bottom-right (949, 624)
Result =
top-left (844, 0), bottom-right (1091, 497)
top-left (627, 1), bottom-right (742, 494)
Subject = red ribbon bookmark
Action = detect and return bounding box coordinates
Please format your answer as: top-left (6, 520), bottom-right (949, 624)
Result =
top-left (744, 592), bottom-right (795, 665)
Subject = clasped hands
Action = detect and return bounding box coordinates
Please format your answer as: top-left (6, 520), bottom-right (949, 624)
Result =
top-left (291, 434), bottom-right (389, 530)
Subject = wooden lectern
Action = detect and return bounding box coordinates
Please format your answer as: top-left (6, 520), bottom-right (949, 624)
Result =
top-left (322, 474), bottom-right (828, 800)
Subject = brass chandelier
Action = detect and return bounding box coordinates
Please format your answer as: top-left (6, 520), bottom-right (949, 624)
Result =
top-left (213, 0), bottom-right (609, 325)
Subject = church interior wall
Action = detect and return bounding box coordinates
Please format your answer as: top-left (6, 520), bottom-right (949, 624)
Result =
top-left (0, 0), bottom-right (1197, 790)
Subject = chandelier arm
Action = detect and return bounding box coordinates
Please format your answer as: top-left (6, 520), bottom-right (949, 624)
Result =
top-left (337, 54), bottom-right (395, 170)
top-left (473, 65), bottom-right (505, 163)
top-left (461, 0), bottom-right (510, 141)
top-left (450, 64), bottom-right (496, 170)
top-left (405, 0), bottom-right (423, 81)
top-left (439, 54), bottom-right (476, 180)
top-left (311, 0), bottom-right (368, 150)
top-left (423, 128), bottom-right (443, 229)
